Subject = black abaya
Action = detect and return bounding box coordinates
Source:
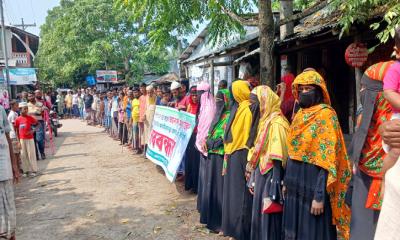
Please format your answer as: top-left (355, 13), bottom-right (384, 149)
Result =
top-left (185, 133), bottom-right (200, 193)
top-left (221, 149), bottom-right (253, 240)
top-left (349, 169), bottom-right (380, 240)
top-left (198, 154), bottom-right (210, 224)
top-left (203, 153), bottom-right (224, 232)
top-left (283, 158), bottom-right (337, 240)
top-left (250, 165), bottom-right (283, 240)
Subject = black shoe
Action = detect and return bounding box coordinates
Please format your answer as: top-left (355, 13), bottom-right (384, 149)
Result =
top-left (41, 154), bottom-right (46, 160)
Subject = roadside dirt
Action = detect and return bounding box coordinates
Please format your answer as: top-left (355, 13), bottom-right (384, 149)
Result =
top-left (15, 119), bottom-right (228, 240)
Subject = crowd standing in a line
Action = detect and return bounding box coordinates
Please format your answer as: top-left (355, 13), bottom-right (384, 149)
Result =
top-left (2, 27), bottom-right (400, 240)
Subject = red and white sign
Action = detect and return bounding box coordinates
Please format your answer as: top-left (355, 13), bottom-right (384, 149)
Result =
top-left (345, 43), bottom-right (368, 68)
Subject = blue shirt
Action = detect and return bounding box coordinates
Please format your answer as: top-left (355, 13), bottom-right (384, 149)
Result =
top-left (104, 98), bottom-right (110, 117)
top-left (126, 101), bottom-right (132, 119)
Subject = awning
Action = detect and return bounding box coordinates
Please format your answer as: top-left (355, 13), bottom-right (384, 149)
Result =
top-left (233, 48), bottom-right (260, 64)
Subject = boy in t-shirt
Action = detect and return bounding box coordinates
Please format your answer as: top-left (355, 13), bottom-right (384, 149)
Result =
top-left (15, 102), bottom-right (38, 177)
top-left (7, 100), bottom-right (21, 172)
top-left (383, 27), bottom-right (400, 173)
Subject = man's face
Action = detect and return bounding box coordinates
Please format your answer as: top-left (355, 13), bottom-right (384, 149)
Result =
top-left (191, 94), bottom-right (198, 103)
top-left (156, 89), bottom-right (162, 97)
top-left (28, 93), bottom-right (35, 102)
top-left (181, 85), bottom-right (187, 94)
top-left (172, 88), bottom-right (180, 98)
top-left (12, 103), bottom-right (18, 111)
top-left (20, 106), bottom-right (28, 115)
top-left (22, 92), bottom-right (28, 99)
top-left (140, 87), bottom-right (146, 95)
top-left (163, 92), bottom-right (171, 101)
top-left (35, 91), bottom-right (42, 99)
top-left (128, 91), bottom-right (133, 99)
top-left (133, 90), bottom-right (139, 98)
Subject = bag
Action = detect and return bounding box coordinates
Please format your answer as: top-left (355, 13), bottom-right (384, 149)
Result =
top-left (262, 197), bottom-right (283, 214)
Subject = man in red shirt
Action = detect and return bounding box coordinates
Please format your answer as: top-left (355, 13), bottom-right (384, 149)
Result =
top-left (15, 102), bottom-right (38, 177)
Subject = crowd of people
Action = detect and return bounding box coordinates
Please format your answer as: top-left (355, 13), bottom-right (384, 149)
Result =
top-left (2, 28), bottom-right (400, 240)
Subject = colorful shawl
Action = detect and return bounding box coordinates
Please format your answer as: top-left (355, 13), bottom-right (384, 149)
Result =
top-left (208, 88), bottom-right (231, 155)
top-left (288, 70), bottom-right (352, 240)
top-left (349, 61), bottom-right (394, 210)
top-left (196, 83), bottom-right (216, 156)
top-left (224, 80), bottom-right (252, 155)
top-left (247, 86), bottom-right (289, 175)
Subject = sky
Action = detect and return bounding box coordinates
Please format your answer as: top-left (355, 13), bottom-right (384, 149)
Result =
top-left (3, 0), bottom-right (60, 36)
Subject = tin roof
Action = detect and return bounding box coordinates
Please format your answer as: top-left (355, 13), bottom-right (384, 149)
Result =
top-left (180, 26), bottom-right (259, 64)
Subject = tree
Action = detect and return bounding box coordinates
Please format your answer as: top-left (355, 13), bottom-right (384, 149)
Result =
top-left (115, 0), bottom-right (323, 87)
top-left (36, 0), bottom-right (170, 87)
top-left (333, 0), bottom-right (400, 44)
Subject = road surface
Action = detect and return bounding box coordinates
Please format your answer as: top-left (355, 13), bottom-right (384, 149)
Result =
top-left (15, 119), bottom-right (226, 240)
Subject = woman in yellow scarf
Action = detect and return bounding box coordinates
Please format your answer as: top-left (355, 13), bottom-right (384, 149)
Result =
top-left (246, 86), bottom-right (289, 240)
top-left (222, 80), bottom-right (253, 240)
top-left (283, 70), bottom-right (351, 240)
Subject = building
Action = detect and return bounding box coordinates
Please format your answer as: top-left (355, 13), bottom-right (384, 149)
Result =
top-left (179, 6), bottom-right (391, 135)
top-left (0, 26), bottom-right (39, 68)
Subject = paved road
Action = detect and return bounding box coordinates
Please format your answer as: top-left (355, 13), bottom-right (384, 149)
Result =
top-left (15, 119), bottom-right (226, 240)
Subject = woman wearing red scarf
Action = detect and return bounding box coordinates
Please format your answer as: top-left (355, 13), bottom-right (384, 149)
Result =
top-left (184, 86), bottom-right (200, 192)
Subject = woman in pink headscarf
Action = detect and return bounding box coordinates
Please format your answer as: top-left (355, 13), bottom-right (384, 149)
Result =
top-left (195, 82), bottom-right (217, 225)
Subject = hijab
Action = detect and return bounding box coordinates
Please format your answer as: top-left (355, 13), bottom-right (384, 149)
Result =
top-left (224, 80), bottom-right (252, 155)
top-left (288, 70), bottom-right (351, 240)
top-left (187, 86), bottom-right (199, 115)
top-left (247, 86), bottom-right (290, 175)
top-left (196, 83), bottom-right (216, 156)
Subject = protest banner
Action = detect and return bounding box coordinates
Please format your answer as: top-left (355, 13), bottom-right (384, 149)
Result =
top-left (146, 106), bottom-right (196, 182)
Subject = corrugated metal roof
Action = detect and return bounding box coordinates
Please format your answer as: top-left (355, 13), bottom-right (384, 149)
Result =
top-left (233, 48), bottom-right (260, 63)
top-left (182, 26), bottom-right (259, 64)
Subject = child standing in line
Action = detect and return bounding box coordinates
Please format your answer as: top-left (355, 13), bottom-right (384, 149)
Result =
top-left (7, 100), bottom-right (21, 172)
top-left (383, 27), bottom-right (400, 173)
top-left (15, 102), bottom-right (38, 177)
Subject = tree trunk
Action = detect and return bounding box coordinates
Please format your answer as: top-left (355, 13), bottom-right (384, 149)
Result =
top-left (258, 0), bottom-right (275, 87)
top-left (280, 0), bottom-right (294, 40)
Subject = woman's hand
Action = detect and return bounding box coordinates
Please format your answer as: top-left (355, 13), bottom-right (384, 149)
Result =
top-left (310, 200), bottom-right (324, 215)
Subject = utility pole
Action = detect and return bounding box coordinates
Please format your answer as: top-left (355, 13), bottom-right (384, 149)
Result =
top-left (0, 0), bottom-right (10, 95)
top-left (13, 18), bottom-right (36, 31)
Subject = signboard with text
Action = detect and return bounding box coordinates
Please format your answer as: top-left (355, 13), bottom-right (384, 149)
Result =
top-left (1, 68), bottom-right (37, 85)
top-left (146, 106), bottom-right (196, 182)
top-left (345, 43), bottom-right (368, 68)
top-left (96, 70), bottom-right (118, 83)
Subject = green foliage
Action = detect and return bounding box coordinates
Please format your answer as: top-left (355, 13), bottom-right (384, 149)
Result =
top-left (332, 0), bottom-right (400, 44)
top-left (115, 0), bottom-right (258, 48)
top-left (36, 0), bottom-right (170, 87)
top-left (116, 0), bottom-right (317, 48)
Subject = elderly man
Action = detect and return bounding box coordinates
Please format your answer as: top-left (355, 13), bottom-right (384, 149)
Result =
top-left (28, 91), bottom-right (49, 160)
top-left (0, 103), bottom-right (20, 240)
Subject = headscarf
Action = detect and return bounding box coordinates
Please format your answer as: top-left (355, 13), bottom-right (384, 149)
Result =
top-left (288, 70), bottom-right (351, 240)
top-left (247, 86), bottom-right (289, 175)
top-left (207, 88), bottom-right (231, 155)
top-left (196, 83), bottom-right (216, 156)
top-left (348, 61), bottom-right (393, 210)
top-left (224, 80), bottom-right (252, 155)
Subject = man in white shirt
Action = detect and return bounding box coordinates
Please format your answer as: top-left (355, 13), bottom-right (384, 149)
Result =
top-left (72, 90), bottom-right (79, 118)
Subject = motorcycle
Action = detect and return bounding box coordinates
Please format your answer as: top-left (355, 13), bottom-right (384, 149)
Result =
top-left (49, 109), bottom-right (62, 137)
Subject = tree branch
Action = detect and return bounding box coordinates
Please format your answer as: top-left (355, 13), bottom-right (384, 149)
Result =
top-left (278, 0), bottom-right (329, 26)
top-left (214, 0), bottom-right (258, 26)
